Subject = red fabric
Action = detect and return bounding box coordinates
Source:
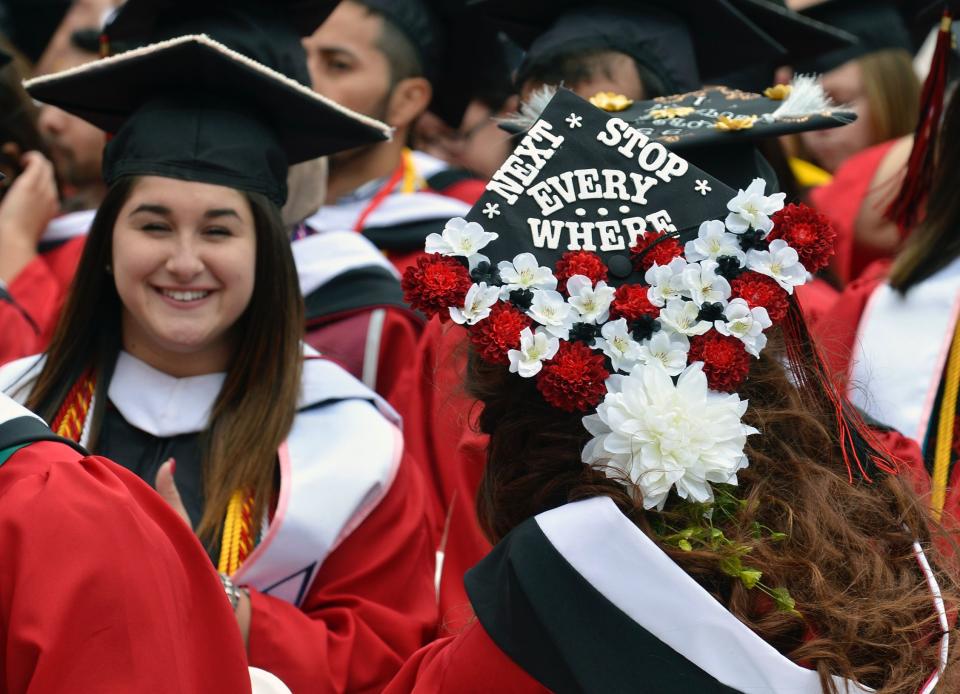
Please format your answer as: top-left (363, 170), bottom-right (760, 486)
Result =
top-left (246, 452), bottom-right (438, 693)
top-left (384, 621), bottom-right (549, 694)
top-left (305, 306), bottom-right (424, 405)
top-left (0, 237), bottom-right (85, 366)
top-left (809, 141), bottom-right (897, 285)
top-left (388, 318), bottom-right (491, 631)
top-left (0, 441), bottom-right (251, 694)
top-left (430, 179), bottom-right (485, 206)
top-left (795, 277), bottom-right (839, 327)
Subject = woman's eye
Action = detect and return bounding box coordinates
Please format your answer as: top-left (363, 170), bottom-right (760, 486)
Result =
top-left (327, 58), bottom-right (352, 73)
top-left (141, 223), bottom-right (169, 232)
top-left (204, 227), bottom-right (232, 237)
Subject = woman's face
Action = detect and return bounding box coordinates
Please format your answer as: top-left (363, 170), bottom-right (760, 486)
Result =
top-left (112, 176), bottom-right (257, 374)
top-left (799, 59), bottom-right (876, 173)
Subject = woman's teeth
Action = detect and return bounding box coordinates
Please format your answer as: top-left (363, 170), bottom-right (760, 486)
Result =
top-left (161, 289), bottom-right (211, 301)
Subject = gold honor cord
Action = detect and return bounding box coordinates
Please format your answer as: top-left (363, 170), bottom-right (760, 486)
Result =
top-left (932, 319), bottom-right (960, 521)
top-left (217, 489), bottom-right (254, 575)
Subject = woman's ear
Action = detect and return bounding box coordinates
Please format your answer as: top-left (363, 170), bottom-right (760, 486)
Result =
top-left (385, 76), bottom-right (432, 130)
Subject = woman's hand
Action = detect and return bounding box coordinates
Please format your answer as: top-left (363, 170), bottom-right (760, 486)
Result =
top-left (0, 150), bottom-right (60, 283)
top-left (154, 458), bottom-right (191, 528)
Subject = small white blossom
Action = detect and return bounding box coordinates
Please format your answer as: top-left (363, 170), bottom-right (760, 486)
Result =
top-left (527, 289), bottom-right (577, 340)
top-left (507, 327), bottom-right (559, 378)
top-left (636, 331), bottom-right (690, 376)
top-left (644, 257), bottom-right (690, 307)
top-left (497, 253), bottom-right (557, 298)
top-left (679, 260), bottom-right (731, 306)
top-left (425, 217), bottom-right (498, 259)
top-left (566, 275), bottom-right (616, 324)
top-left (595, 318), bottom-right (643, 372)
top-left (745, 239), bottom-right (808, 294)
top-left (724, 178), bottom-right (785, 235)
top-left (658, 298), bottom-right (712, 337)
top-left (581, 361), bottom-right (758, 511)
top-left (684, 220), bottom-right (745, 264)
top-left (449, 283), bottom-right (500, 326)
top-left (714, 298), bottom-right (772, 357)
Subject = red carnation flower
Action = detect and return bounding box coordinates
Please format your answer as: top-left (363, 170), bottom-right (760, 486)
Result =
top-left (609, 284), bottom-right (659, 321)
top-left (768, 203), bottom-right (836, 273)
top-left (401, 254), bottom-right (472, 321)
top-left (730, 272), bottom-right (790, 324)
top-left (629, 231), bottom-right (683, 272)
top-left (468, 302), bottom-right (531, 365)
top-left (554, 250), bottom-right (608, 293)
top-left (536, 341), bottom-right (609, 412)
top-left (688, 332), bottom-right (751, 393)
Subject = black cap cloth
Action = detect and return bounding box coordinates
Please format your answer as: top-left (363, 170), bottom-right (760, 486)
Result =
top-left (472, 0), bottom-right (789, 94)
top-left (501, 80), bottom-right (855, 189)
top-left (796, 0), bottom-right (914, 74)
top-left (24, 34), bottom-right (391, 206)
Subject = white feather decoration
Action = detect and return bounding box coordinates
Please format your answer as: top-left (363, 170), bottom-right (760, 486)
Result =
top-left (770, 74), bottom-right (849, 121)
top-left (496, 84), bottom-right (558, 132)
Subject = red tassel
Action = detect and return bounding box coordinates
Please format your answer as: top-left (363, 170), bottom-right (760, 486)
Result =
top-left (98, 33), bottom-right (110, 59)
top-left (885, 10), bottom-right (953, 237)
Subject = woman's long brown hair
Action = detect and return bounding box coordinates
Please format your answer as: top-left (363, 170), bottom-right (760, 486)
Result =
top-left (860, 49), bottom-right (920, 145)
top-left (467, 328), bottom-right (959, 693)
top-left (26, 176), bottom-right (304, 546)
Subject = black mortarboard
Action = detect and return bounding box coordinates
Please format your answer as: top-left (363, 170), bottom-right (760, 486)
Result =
top-left (472, 0), bottom-right (788, 94)
top-left (796, 0), bottom-right (913, 74)
top-left (0, 0), bottom-right (71, 63)
top-left (463, 88), bottom-right (736, 284)
top-left (24, 34), bottom-right (391, 206)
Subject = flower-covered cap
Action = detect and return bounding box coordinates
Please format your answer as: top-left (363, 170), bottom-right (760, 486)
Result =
top-left (402, 87), bottom-right (846, 511)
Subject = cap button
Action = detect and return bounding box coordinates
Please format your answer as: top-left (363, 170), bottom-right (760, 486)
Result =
top-left (607, 254), bottom-right (633, 279)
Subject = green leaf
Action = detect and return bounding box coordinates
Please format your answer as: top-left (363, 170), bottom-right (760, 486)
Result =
top-left (739, 568), bottom-right (762, 589)
top-left (719, 555), bottom-right (742, 578)
top-left (768, 531), bottom-right (788, 542)
top-left (770, 587), bottom-right (798, 615)
top-left (678, 539), bottom-right (693, 552)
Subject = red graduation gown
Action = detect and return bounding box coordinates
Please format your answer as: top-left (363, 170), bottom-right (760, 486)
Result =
top-left (0, 441), bottom-right (251, 694)
top-left (0, 237), bottom-right (84, 366)
top-left (246, 449), bottom-right (438, 693)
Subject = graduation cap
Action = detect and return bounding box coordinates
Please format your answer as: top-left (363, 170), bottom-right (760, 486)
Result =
top-left (24, 34), bottom-right (391, 206)
top-left (0, 0), bottom-right (71, 63)
top-left (501, 79), bottom-right (855, 190)
top-left (471, 0), bottom-right (790, 95)
top-left (796, 0), bottom-right (914, 74)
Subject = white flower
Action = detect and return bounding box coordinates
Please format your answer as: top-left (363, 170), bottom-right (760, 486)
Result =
top-left (684, 220), bottom-right (745, 264)
top-left (527, 289), bottom-right (577, 339)
top-left (566, 275), bottom-right (616, 324)
top-left (724, 178), bottom-right (785, 235)
top-left (714, 298), bottom-right (772, 357)
top-left (595, 318), bottom-right (643, 372)
top-left (507, 327), bottom-right (559, 378)
top-left (497, 253), bottom-right (557, 298)
top-left (644, 257), bottom-right (690, 307)
top-left (425, 217), bottom-right (498, 259)
top-left (745, 239), bottom-right (808, 294)
top-left (658, 298), bottom-right (712, 337)
top-left (581, 361), bottom-right (758, 511)
top-left (449, 283), bottom-right (501, 325)
top-left (637, 331), bottom-right (690, 376)
top-left (679, 260), bottom-right (731, 306)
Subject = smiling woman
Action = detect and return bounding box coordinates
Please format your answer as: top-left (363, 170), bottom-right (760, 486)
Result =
top-left (0, 10), bottom-right (437, 693)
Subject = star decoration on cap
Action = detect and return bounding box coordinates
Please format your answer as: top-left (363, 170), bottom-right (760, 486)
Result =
top-left (483, 202), bottom-right (501, 219)
top-left (565, 113), bottom-right (583, 128)
top-left (763, 84), bottom-right (792, 101)
top-left (715, 114), bottom-right (758, 132)
top-left (695, 180), bottom-right (712, 196)
top-left (589, 92), bottom-right (633, 112)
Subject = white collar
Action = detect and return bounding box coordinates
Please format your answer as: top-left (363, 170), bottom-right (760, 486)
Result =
top-left (292, 229), bottom-right (398, 296)
top-left (41, 208), bottom-right (96, 244)
top-left (0, 393), bottom-right (43, 428)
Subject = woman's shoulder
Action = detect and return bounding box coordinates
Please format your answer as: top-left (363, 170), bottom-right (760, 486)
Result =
top-left (0, 353), bottom-right (44, 404)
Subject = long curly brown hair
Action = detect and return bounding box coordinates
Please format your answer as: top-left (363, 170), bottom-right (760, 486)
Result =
top-left (467, 316), bottom-right (959, 693)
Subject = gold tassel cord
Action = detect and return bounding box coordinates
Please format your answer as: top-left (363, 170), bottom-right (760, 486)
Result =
top-left (931, 319), bottom-right (960, 521)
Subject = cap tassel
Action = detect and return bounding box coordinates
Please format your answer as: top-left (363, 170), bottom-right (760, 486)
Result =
top-left (781, 300), bottom-right (900, 483)
top-left (885, 9), bottom-right (953, 237)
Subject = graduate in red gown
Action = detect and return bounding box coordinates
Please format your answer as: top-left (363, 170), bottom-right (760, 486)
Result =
top-left (2, 11), bottom-right (437, 691)
top-left (388, 85), bottom-right (955, 694)
top-left (0, 393), bottom-right (254, 694)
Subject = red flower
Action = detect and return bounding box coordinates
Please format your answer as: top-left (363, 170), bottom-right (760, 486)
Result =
top-left (768, 203), bottom-right (836, 273)
top-left (536, 341), bottom-right (609, 412)
top-left (610, 284), bottom-right (659, 321)
top-left (688, 332), bottom-right (751, 393)
top-left (730, 272), bottom-right (790, 324)
top-left (554, 250), bottom-right (608, 293)
top-left (629, 231), bottom-right (683, 272)
top-left (468, 302), bottom-right (531, 365)
top-left (401, 254), bottom-right (472, 321)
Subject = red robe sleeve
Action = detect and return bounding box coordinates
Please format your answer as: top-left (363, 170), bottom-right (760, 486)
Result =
top-left (383, 621), bottom-right (549, 694)
top-left (0, 237), bottom-right (84, 366)
top-left (0, 441), bottom-right (251, 694)
top-left (245, 452), bottom-right (438, 693)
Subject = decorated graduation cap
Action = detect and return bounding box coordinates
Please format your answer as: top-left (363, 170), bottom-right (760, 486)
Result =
top-left (473, 0), bottom-right (789, 94)
top-left (402, 86), bottom-right (893, 519)
top-left (24, 34), bottom-right (390, 206)
top-left (501, 78), bottom-right (855, 189)
top-left (796, 0), bottom-right (913, 74)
